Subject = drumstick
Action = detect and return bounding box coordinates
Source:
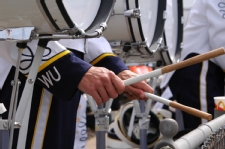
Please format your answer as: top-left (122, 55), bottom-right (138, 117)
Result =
top-left (124, 47), bottom-right (225, 86)
top-left (144, 92), bottom-right (212, 120)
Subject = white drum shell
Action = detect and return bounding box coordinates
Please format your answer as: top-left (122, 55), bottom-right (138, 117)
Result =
top-left (63, 0), bottom-right (101, 30)
top-left (104, 0), bottom-right (161, 47)
top-left (103, 0), bottom-right (131, 42)
top-left (0, 0), bottom-right (101, 34)
top-left (0, 1), bottom-right (56, 33)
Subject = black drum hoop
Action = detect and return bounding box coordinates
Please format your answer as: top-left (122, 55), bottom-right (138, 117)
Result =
top-left (85, 0), bottom-right (115, 33)
top-left (56, 0), bottom-right (75, 29)
top-left (135, 0), bottom-right (151, 54)
top-left (175, 0), bottom-right (184, 62)
top-left (126, 0), bottom-right (136, 42)
top-left (125, 0), bottom-right (143, 54)
top-left (150, 0), bottom-right (167, 47)
top-left (162, 0), bottom-right (183, 65)
top-left (133, 0), bottom-right (167, 54)
top-left (160, 33), bottom-right (173, 66)
top-left (40, 0), bottom-right (60, 31)
top-left (39, 0), bottom-right (114, 33)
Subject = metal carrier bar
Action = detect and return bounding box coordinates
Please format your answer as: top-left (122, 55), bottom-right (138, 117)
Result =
top-left (174, 115), bottom-right (225, 149)
top-left (153, 115), bottom-right (225, 149)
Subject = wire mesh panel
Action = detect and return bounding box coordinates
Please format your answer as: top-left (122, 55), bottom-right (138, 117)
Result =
top-left (201, 126), bottom-right (225, 149)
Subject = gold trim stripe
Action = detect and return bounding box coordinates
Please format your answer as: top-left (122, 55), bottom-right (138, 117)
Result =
top-left (31, 89), bottom-right (44, 148)
top-left (38, 50), bottom-right (71, 72)
top-left (41, 94), bottom-right (53, 149)
top-left (31, 90), bottom-right (53, 149)
top-left (90, 53), bottom-right (116, 65)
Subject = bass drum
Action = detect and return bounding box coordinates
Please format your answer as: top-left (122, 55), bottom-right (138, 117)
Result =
top-left (161, 0), bottom-right (184, 65)
top-left (103, 0), bottom-right (166, 55)
top-left (105, 0), bottom-right (183, 68)
top-left (0, 0), bottom-right (114, 34)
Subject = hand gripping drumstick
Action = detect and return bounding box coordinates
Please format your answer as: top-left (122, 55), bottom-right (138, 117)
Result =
top-left (87, 48), bottom-right (224, 119)
top-left (123, 47), bottom-right (225, 120)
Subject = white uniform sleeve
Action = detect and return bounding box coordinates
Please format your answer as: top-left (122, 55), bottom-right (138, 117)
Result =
top-left (83, 37), bottom-right (114, 63)
top-left (0, 40), bottom-right (66, 74)
top-left (204, 0), bottom-right (225, 70)
top-left (83, 37), bottom-right (128, 74)
top-left (58, 39), bottom-right (86, 53)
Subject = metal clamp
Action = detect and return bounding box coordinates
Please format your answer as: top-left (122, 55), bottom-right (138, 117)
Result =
top-left (131, 41), bottom-right (147, 48)
top-left (86, 94), bottom-right (113, 131)
top-left (95, 116), bottom-right (109, 131)
top-left (100, 22), bottom-right (107, 31)
top-left (133, 99), bottom-right (152, 130)
top-left (138, 116), bottom-right (150, 130)
top-left (0, 27), bottom-right (35, 42)
top-left (124, 8), bottom-right (141, 18)
top-left (0, 120), bottom-right (8, 130)
top-left (150, 38), bottom-right (163, 54)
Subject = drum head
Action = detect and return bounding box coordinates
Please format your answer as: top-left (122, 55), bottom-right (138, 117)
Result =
top-left (63, 0), bottom-right (100, 30)
top-left (139, 0), bottom-right (159, 48)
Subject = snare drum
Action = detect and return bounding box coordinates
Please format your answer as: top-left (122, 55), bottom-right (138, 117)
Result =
top-left (103, 0), bottom-right (166, 55)
top-left (0, 0), bottom-right (114, 34)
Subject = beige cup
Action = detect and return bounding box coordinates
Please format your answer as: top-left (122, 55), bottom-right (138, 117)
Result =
top-left (214, 96), bottom-right (225, 111)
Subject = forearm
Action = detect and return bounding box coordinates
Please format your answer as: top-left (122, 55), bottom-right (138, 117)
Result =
top-left (36, 50), bottom-right (91, 100)
top-left (91, 55), bottom-right (128, 75)
top-left (0, 40), bottom-right (92, 100)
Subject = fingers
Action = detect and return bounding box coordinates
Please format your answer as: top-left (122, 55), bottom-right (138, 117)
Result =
top-left (78, 67), bottom-right (125, 105)
top-left (124, 92), bottom-right (133, 100)
top-left (97, 87), bottom-right (112, 103)
top-left (109, 71), bottom-right (125, 94)
top-left (124, 81), bottom-right (154, 100)
top-left (117, 70), bottom-right (154, 100)
top-left (125, 86), bottom-right (142, 99)
top-left (91, 91), bottom-right (102, 106)
top-left (132, 81), bottom-right (154, 94)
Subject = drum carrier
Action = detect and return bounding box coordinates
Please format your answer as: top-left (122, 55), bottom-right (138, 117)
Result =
top-left (0, 1), bottom-right (115, 149)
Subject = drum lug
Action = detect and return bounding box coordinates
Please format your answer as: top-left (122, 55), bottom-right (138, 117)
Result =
top-left (124, 8), bottom-right (141, 18)
top-left (100, 22), bottom-right (107, 31)
top-left (109, 40), bottom-right (122, 47)
top-left (131, 41), bottom-right (147, 48)
top-left (151, 38), bottom-right (163, 54)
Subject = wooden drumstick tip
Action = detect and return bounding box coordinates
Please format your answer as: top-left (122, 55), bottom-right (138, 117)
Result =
top-left (161, 47), bottom-right (225, 74)
top-left (169, 101), bottom-right (213, 120)
top-left (207, 114), bottom-right (213, 121)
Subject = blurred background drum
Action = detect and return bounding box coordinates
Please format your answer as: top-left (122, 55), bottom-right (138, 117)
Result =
top-left (103, 0), bottom-right (183, 68)
top-left (163, 0), bottom-right (183, 64)
top-left (0, 0), bottom-right (114, 35)
top-left (103, 0), bottom-right (166, 55)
